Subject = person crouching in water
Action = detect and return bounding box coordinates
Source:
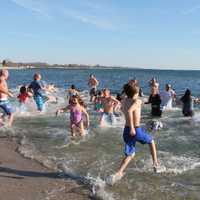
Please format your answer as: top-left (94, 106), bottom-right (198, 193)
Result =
top-left (56, 95), bottom-right (89, 137)
top-left (18, 86), bottom-right (33, 104)
top-left (113, 84), bottom-right (159, 181)
top-left (99, 88), bottom-right (120, 126)
top-left (145, 84), bottom-right (162, 117)
top-left (18, 86), bottom-right (33, 112)
top-left (180, 89), bottom-right (194, 117)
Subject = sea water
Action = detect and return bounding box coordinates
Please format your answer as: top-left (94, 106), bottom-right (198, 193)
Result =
top-left (1, 68), bottom-right (200, 200)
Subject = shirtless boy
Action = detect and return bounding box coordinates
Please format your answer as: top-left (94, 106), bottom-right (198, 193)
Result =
top-left (99, 88), bottom-right (120, 126)
top-left (0, 69), bottom-right (14, 126)
top-left (88, 74), bottom-right (99, 102)
top-left (114, 84), bottom-right (159, 180)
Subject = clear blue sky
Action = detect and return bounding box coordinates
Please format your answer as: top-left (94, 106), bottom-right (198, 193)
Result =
top-left (0, 0), bottom-right (200, 69)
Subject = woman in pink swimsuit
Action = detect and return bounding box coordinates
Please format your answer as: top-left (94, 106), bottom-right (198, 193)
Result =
top-left (56, 95), bottom-right (89, 137)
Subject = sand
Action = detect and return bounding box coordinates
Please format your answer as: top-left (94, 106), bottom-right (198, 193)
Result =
top-left (0, 137), bottom-right (93, 200)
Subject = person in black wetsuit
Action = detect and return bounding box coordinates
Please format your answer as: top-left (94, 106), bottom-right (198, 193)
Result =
top-left (145, 85), bottom-right (162, 117)
top-left (180, 89), bottom-right (194, 117)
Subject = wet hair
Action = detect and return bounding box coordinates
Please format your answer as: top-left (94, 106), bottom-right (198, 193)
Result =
top-left (97, 90), bottom-right (102, 96)
top-left (116, 93), bottom-right (122, 102)
top-left (34, 73), bottom-right (41, 80)
top-left (69, 95), bottom-right (86, 108)
top-left (181, 89), bottom-right (191, 103)
top-left (123, 84), bottom-right (139, 98)
top-left (20, 85), bottom-right (27, 94)
top-left (103, 88), bottom-right (109, 92)
top-left (78, 97), bottom-right (86, 108)
top-left (185, 89), bottom-right (191, 96)
top-left (128, 79), bottom-right (138, 86)
top-left (2, 60), bottom-right (7, 66)
top-left (165, 84), bottom-right (171, 91)
top-left (71, 84), bottom-right (76, 89)
top-left (0, 69), bottom-right (8, 77)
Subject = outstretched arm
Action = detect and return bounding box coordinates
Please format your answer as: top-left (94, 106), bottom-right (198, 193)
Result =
top-left (56, 105), bottom-right (70, 116)
top-left (145, 95), bottom-right (152, 104)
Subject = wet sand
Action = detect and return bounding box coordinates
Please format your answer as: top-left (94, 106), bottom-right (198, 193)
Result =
top-left (0, 137), bottom-right (92, 200)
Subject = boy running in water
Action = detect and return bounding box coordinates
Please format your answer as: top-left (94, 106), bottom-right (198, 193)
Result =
top-left (99, 88), bottom-right (120, 126)
top-left (0, 69), bottom-right (14, 126)
top-left (113, 84), bottom-right (159, 181)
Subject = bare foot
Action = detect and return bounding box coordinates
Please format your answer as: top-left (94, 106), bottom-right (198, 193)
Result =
top-left (153, 162), bottom-right (166, 173)
top-left (106, 172), bottom-right (124, 186)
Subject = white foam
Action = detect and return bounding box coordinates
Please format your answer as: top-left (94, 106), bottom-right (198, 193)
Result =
top-left (86, 174), bottom-right (115, 200)
top-left (136, 152), bottom-right (200, 175)
top-left (105, 173), bottom-right (123, 186)
top-left (10, 87), bottom-right (68, 118)
top-left (18, 136), bottom-right (57, 170)
top-left (57, 162), bottom-right (75, 175)
top-left (192, 112), bottom-right (200, 122)
top-left (99, 114), bottom-right (124, 128)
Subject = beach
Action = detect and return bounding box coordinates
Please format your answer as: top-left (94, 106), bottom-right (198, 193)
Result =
top-left (1, 0), bottom-right (200, 199)
top-left (0, 68), bottom-right (199, 200)
top-left (0, 137), bottom-right (91, 200)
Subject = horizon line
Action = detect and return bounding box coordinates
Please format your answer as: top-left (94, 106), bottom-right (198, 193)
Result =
top-left (1, 61), bottom-right (200, 71)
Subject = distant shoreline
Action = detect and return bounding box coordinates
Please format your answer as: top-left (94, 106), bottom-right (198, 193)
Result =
top-left (4, 66), bottom-right (200, 72)
top-left (4, 66), bottom-right (123, 70)
top-left (2, 64), bottom-right (200, 71)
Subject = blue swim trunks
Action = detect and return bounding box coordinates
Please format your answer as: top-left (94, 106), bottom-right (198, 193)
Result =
top-left (34, 95), bottom-right (44, 111)
top-left (0, 100), bottom-right (14, 115)
top-left (123, 126), bottom-right (153, 156)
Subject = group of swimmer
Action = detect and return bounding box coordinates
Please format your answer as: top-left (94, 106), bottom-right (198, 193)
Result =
top-left (0, 62), bottom-right (198, 182)
top-left (0, 68), bottom-right (57, 127)
top-left (145, 78), bottom-right (194, 117)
